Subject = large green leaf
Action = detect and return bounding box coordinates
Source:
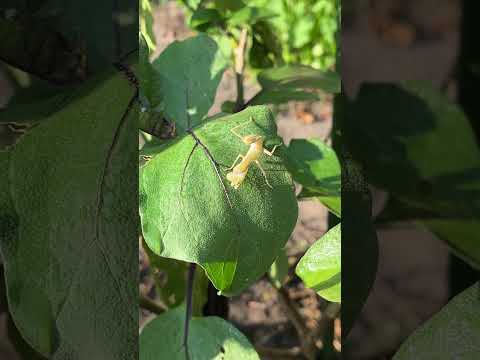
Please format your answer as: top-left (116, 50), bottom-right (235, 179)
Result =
top-left (296, 223), bottom-right (341, 302)
top-left (344, 82), bottom-right (480, 268)
top-left (150, 34), bottom-right (227, 134)
top-left (140, 306), bottom-right (260, 360)
top-left (394, 283), bottom-right (480, 359)
top-left (345, 81), bottom-right (480, 217)
top-left (0, 67), bottom-right (138, 358)
top-left (139, 106), bottom-right (298, 296)
top-left (284, 138), bottom-right (341, 217)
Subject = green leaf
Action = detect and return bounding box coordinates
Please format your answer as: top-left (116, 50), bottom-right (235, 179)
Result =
top-left (0, 16), bottom-right (86, 84)
top-left (139, 106), bottom-right (298, 296)
top-left (268, 249), bottom-right (289, 289)
top-left (291, 15), bottom-right (315, 48)
top-left (142, 237), bottom-right (187, 308)
top-left (248, 20), bottom-right (283, 69)
top-left (341, 154), bottom-right (378, 337)
top-left (248, 89), bottom-right (319, 106)
top-left (249, 65), bottom-right (340, 105)
top-left (257, 66), bottom-right (340, 93)
top-left (227, 6), bottom-right (277, 27)
top-left (140, 306), bottom-right (260, 360)
top-left (139, 32), bottom-right (155, 108)
top-left (0, 66), bottom-right (138, 358)
top-left (213, 0), bottom-right (246, 12)
top-left (394, 283), bottom-right (480, 359)
top-left (285, 138), bottom-right (341, 217)
top-left (345, 82), bottom-right (480, 217)
top-left (151, 34), bottom-right (227, 134)
top-left (0, 88), bottom-right (76, 126)
top-left (296, 224), bottom-right (341, 302)
top-left (421, 219), bottom-right (480, 270)
top-left (190, 8), bottom-right (224, 32)
top-left (140, 0), bottom-right (156, 51)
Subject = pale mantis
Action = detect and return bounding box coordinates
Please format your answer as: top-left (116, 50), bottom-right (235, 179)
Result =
top-left (226, 117), bottom-right (280, 189)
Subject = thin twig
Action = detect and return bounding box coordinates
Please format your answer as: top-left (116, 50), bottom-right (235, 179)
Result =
top-left (183, 263), bottom-right (196, 360)
top-left (255, 345), bottom-right (302, 359)
top-left (268, 278), bottom-right (318, 360)
top-left (234, 28), bottom-right (248, 112)
top-left (139, 295), bottom-right (167, 314)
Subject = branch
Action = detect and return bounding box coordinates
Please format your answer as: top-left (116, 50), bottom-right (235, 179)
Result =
top-left (268, 278), bottom-right (318, 360)
top-left (139, 294), bottom-right (168, 314)
top-left (234, 28), bottom-right (248, 112)
top-left (256, 345), bottom-right (302, 359)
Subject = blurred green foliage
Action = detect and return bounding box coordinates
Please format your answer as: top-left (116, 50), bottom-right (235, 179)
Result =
top-left (246, 0), bottom-right (338, 69)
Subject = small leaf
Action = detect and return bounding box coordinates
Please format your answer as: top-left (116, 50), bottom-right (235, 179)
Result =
top-left (249, 65), bottom-right (340, 105)
top-left (269, 249), bottom-right (289, 289)
top-left (394, 283), bottom-right (480, 359)
top-left (249, 89), bottom-right (319, 106)
top-left (151, 34), bottom-right (227, 134)
top-left (140, 306), bottom-right (260, 360)
top-left (139, 106), bottom-right (298, 296)
top-left (190, 8), bottom-right (224, 32)
top-left (140, 0), bottom-right (156, 51)
top-left (285, 138), bottom-right (341, 217)
top-left (228, 6), bottom-right (277, 27)
top-left (257, 66), bottom-right (340, 93)
top-left (296, 224), bottom-right (341, 303)
top-left (213, 0), bottom-right (246, 12)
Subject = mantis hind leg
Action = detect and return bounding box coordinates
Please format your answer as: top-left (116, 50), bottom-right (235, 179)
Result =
top-left (254, 160), bottom-right (273, 189)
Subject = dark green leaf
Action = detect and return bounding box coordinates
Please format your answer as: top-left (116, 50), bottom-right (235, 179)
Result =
top-left (394, 283), bottom-right (480, 359)
top-left (140, 306), bottom-right (260, 359)
top-left (296, 223), bottom-right (341, 302)
top-left (213, 0), bottom-right (246, 12)
top-left (0, 16), bottom-right (86, 84)
top-left (345, 82), bottom-right (480, 217)
top-left (0, 66), bottom-right (138, 358)
top-left (151, 34), bottom-right (227, 134)
top-left (342, 154), bottom-right (378, 338)
top-left (284, 138), bottom-right (341, 217)
top-left (190, 8), bottom-right (224, 31)
top-left (139, 106), bottom-right (298, 296)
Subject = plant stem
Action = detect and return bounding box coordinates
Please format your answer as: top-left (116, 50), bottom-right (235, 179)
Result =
top-left (234, 28), bottom-right (248, 112)
top-left (139, 294), bottom-right (167, 314)
top-left (256, 345), bottom-right (302, 359)
top-left (183, 263), bottom-right (196, 360)
top-left (268, 278), bottom-right (318, 360)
